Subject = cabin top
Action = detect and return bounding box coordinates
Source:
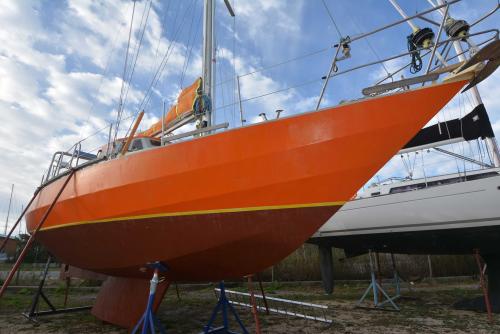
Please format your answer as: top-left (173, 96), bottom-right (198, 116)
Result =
top-left (358, 167), bottom-right (500, 199)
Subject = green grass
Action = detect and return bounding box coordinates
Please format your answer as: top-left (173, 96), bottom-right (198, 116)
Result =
top-left (2, 278), bottom-right (500, 333)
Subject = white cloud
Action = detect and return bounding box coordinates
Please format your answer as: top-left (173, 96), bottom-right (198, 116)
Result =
top-left (0, 0), bottom-right (179, 226)
top-left (234, 0), bottom-right (304, 46)
top-left (493, 120), bottom-right (500, 133)
top-left (369, 57), bottom-right (407, 83)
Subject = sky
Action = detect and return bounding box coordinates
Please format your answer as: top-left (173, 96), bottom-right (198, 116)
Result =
top-left (0, 0), bottom-right (499, 234)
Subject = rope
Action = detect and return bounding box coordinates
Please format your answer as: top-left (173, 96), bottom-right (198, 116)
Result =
top-left (407, 35), bottom-right (423, 74)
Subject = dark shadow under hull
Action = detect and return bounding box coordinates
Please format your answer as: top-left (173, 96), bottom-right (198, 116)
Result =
top-left (309, 225), bottom-right (500, 257)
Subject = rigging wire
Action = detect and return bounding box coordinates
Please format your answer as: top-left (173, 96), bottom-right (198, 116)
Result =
top-left (232, 1), bottom-right (237, 127)
top-left (77, 1), bottom-right (133, 142)
top-left (179, 0), bottom-right (202, 89)
top-left (138, 0), bottom-right (197, 112)
top-left (213, 76), bottom-right (324, 113)
top-left (121, 0), bottom-right (153, 115)
top-left (152, 0), bottom-right (174, 72)
top-left (71, 112), bottom-right (139, 151)
top-left (337, 0), bottom-right (392, 78)
top-left (321, 0), bottom-right (343, 40)
top-left (216, 45), bottom-right (334, 87)
top-left (113, 0), bottom-right (137, 143)
top-left (421, 150), bottom-right (428, 185)
top-left (123, 0), bottom-right (197, 138)
top-left (217, 47), bottom-right (228, 123)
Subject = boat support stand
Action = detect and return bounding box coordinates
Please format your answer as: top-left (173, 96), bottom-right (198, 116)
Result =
top-left (474, 249), bottom-right (494, 323)
top-left (356, 250), bottom-right (400, 311)
top-left (132, 262), bottom-right (168, 334)
top-left (203, 281), bottom-right (249, 334)
top-left (22, 255), bottom-right (92, 322)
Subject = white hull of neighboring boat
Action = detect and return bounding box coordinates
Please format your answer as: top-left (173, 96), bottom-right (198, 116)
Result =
top-left (315, 168), bottom-right (500, 238)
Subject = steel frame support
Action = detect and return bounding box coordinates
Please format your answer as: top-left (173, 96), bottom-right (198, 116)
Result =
top-left (356, 250), bottom-right (400, 311)
top-left (22, 256), bottom-right (92, 322)
top-left (0, 170), bottom-right (76, 299)
top-left (246, 276), bottom-right (261, 334)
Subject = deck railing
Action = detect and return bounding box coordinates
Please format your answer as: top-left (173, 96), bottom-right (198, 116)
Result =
top-left (43, 142), bottom-right (97, 184)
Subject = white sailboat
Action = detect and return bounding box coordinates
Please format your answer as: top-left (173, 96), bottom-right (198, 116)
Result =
top-left (310, 0), bottom-right (500, 310)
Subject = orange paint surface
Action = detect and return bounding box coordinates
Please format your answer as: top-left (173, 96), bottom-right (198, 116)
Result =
top-left (25, 80), bottom-right (465, 280)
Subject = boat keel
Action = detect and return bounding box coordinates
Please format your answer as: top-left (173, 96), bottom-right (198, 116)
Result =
top-left (91, 275), bottom-right (170, 328)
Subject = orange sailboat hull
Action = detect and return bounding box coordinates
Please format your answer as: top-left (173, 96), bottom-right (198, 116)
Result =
top-left (26, 81), bottom-right (465, 281)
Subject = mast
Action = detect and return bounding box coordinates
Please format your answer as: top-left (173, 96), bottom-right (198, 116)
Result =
top-left (433, 0), bottom-right (500, 167)
top-left (3, 184), bottom-right (14, 235)
top-left (202, 0), bottom-right (216, 127)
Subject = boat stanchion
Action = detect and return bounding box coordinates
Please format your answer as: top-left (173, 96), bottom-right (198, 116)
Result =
top-left (203, 281), bottom-right (249, 334)
top-left (131, 262), bottom-right (168, 334)
top-left (356, 250), bottom-right (400, 311)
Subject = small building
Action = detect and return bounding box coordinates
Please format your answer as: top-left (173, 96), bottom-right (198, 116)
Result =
top-left (0, 234), bottom-right (17, 262)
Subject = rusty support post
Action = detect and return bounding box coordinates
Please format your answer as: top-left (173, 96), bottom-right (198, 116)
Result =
top-left (175, 282), bottom-right (181, 301)
top-left (474, 249), bottom-right (494, 323)
top-left (474, 250), bottom-right (494, 321)
top-left (0, 186), bottom-right (41, 253)
top-left (120, 111), bottom-right (144, 156)
top-left (63, 276), bottom-right (71, 308)
top-left (246, 275), bottom-right (261, 334)
top-left (257, 273), bottom-right (269, 315)
top-left (0, 170), bottom-right (75, 299)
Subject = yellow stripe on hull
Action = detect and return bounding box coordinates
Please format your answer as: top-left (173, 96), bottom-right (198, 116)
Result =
top-left (38, 201), bottom-right (346, 232)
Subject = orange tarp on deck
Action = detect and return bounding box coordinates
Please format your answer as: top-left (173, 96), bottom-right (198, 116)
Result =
top-left (140, 78), bottom-right (202, 137)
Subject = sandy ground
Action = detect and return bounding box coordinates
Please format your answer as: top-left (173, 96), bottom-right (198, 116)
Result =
top-left (1, 279), bottom-right (499, 333)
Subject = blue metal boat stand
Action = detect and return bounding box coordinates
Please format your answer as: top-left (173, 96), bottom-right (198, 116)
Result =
top-left (356, 250), bottom-right (400, 311)
top-left (203, 281), bottom-right (249, 334)
top-left (132, 262), bottom-right (168, 334)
